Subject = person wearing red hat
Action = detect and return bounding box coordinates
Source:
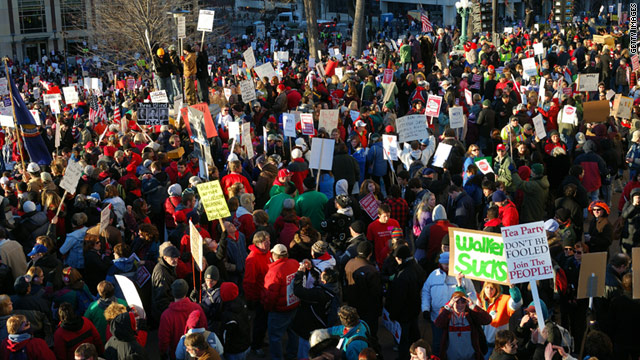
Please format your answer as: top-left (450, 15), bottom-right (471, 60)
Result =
top-left (269, 168), bottom-right (294, 198)
top-left (220, 282), bottom-right (251, 360)
top-left (273, 84), bottom-right (288, 115)
top-left (493, 143), bottom-right (515, 190)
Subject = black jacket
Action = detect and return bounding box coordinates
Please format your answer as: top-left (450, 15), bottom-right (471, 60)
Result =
top-left (151, 257), bottom-right (177, 321)
top-left (292, 271), bottom-right (339, 339)
top-left (220, 297), bottom-right (251, 354)
top-left (386, 258), bottom-right (426, 322)
top-left (332, 151), bottom-right (361, 194)
top-left (104, 312), bottom-right (148, 360)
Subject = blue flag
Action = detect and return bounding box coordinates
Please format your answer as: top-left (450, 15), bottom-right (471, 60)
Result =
top-left (7, 74), bottom-right (52, 165)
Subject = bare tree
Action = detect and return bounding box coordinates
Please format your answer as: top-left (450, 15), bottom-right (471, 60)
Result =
top-left (351, 0), bottom-right (366, 57)
top-left (303, 0), bottom-right (321, 60)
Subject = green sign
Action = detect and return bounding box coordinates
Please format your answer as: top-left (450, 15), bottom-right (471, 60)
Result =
top-left (448, 228), bottom-right (509, 285)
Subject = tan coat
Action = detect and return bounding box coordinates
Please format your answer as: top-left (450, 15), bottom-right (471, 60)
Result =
top-left (183, 52), bottom-right (197, 78)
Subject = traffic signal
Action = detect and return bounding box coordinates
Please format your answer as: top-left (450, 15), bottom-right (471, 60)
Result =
top-left (553, 0), bottom-right (574, 23)
top-left (480, 3), bottom-right (492, 32)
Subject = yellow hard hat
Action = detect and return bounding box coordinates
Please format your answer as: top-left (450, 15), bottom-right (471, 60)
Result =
top-left (157, 48), bottom-right (165, 56)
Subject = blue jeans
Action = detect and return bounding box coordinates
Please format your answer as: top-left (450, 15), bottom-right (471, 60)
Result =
top-left (157, 76), bottom-right (174, 104)
top-left (171, 74), bottom-right (182, 99)
top-left (268, 310), bottom-right (298, 360)
top-left (226, 348), bottom-right (251, 360)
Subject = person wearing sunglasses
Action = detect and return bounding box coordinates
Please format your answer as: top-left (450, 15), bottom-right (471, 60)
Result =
top-left (586, 200), bottom-right (613, 254)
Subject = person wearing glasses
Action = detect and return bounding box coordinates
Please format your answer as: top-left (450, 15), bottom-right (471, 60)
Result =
top-left (586, 200), bottom-right (613, 254)
top-left (0, 314), bottom-right (55, 359)
top-left (490, 330), bottom-right (518, 360)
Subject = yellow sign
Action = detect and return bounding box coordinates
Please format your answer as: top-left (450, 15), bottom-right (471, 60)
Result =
top-left (196, 180), bottom-right (230, 221)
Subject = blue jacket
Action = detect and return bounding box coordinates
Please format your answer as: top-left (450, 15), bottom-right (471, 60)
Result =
top-left (328, 320), bottom-right (371, 360)
top-left (106, 257), bottom-right (137, 299)
top-left (366, 142), bottom-right (387, 177)
top-left (226, 234), bottom-right (247, 284)
top-left (352, 149), bottom-right (367, 184)
top-left (319, 174), bottom-right (335, 200)
top-left (60, 227), bottom-right (88, 269)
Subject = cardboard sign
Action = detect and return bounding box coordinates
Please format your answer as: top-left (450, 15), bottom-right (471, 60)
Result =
top-left (583, 100), bottom-right (610, 123)
top-left (633, 248), bottom-right (640, 299)
top-left (62, 86), bottom-right (79, 105)
top-left (522, 57), bottom-right (537, 77)
top-left (243, 47), bottom-right (256, 69)
top-left (561, 105), bottom-right (577, 124)
top-left (475, 158), bottom-right (493, 174)
top-left (309, 138), bottom-right (335, 171)
top-left (382, 134), bottom-right (398, 161)
top-left (425, 95), bottom-right (443, 118)
top-left (431, 143), bottom-right (453, 168)
top-left (395, 114), bottom-right (428, 143)
top-left (197, 180), bottom-right (231, 221)
top-left (239, 79), bottom-right (256, 102)
top-left (300, 113), bottom-right (314, 135)
top-left (318, 109), bottom-right (339, 132)
top-left (533, 42), bottom-right (545, 56)
top-left (283, 113), bottom-right (297, 137)
top-left (577, 74), bottom-right (599, 92)
top-left (190, 221), bottom-right (204, 271)
top-left (115, 275), bottom-right (146, 318)
top-left (197, 9), bottom-right (215, 32)
top-left (150, 90), bottom-right (168, 103)
top-left (501, 222), bottom-right (554, 284)
top-left (532, 114), bottom-right (546, 139)
top-left (241, 122), bottom-right (254, 159)
top-left (464, 89), bottom-right (473, 106)
top-left (137, 103), bottom-right (169, 126)
top-left (383, 69), bottom-right (394, 84)
top-left (99, 205), bottom-right (111, 234)
top-left (593, 34), bottom-right (615, 47)
top-left (359, 192), bottom-right (379, 220)
top-left (448, 228), bottom-right (509, 285)
top-left (448, 106), bottom-right (464, 129)
top-left (577, 252), bottom-right (607, 299)
top-left (59, 160), bottom-right (84, 194)
top-left (612, 95), bottom-right (633, 119)
top-left (254, 62), bottom-right (277, 81)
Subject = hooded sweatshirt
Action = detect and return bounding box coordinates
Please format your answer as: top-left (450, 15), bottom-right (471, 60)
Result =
top-left (104, 312), bottom-right (147, 360)
top-left (158, 297), bottom-right (206, 357)
top-left (53, 316), bottom-right (103, 360)
top-left (84, 296), bottom-right (128, 342)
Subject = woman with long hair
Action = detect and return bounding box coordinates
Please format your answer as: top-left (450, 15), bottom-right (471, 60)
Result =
top-left (131, 223), bottom-right (160, 268)
top-left (476, 282), bottom-right (522, 359)
top-left (413, 191), bottom-right (436, 237)
top-left (289, 217), bottom-right (321, 262)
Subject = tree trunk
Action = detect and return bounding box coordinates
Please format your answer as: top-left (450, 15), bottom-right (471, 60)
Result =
top-left (351, 0), bottom-right (365, 57)
top-left (303, 0), bottom-right (321, 60)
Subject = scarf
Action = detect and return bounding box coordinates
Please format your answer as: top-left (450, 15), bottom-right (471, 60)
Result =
top-left (8, 333), bottom-right (31, 343)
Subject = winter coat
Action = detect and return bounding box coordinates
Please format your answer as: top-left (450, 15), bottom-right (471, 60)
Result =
top-left (0, 239), bottom-right (27, 280)
top-left (103, 312), bottom-right (148, 360)
top-left (476, 287), bottom-right (522, 344)
top-left (60, 227), bottom-right (88, 269)
top-left (220, 297), bottom-right (250, 354)
top-left (587, 217), bottom-right (613, 254)
top-left (434, 305), bottom-right (492, 360)
top-left (83, 248), bottom-right (112, 293)
top-left (327, 320), bottom-right (371, 360)
top-left (158, 297), bottom-right (206, 357)
top-left (183, 52), bottom-right (197, 78)
top-left (225, 233), bottom-right (247, 285)
top-left (511, 173), bottom-right (550, 224)
top-left (53, 316), bottom-right (103, 360)
top-left (498, 200), bottom-right (519, 227)
top-left (415, 218), bottom-right (455, 264)
top-left (621, 188), bottom-right (640, 247)
top-left (243, 245), bottom-right (272, 302)
top-left (175, 328), bottom-right (224, 360)
top-left (292, 271), bottom-right (339, 339)
top-left (447, 191), bottom-right (477, 229)
top-left (366, 141), bottom-right (387, 177)
top-left (151, 257), bottom-right (177, 321)
top-left (295, 191), bottom-right (329, 231)
top-left (13, 210), bottom-right (48, 250)
top-left (84, 297), bottom-right (128, 342)
top-left (574, 151), bottom-right (607, 192)
top-left (332, 150), bottom-right (361, 195)
top-left (386, 258), bottom-right (426, 322)
top-left (261, 257), bottom-right (300, 312)
top-left (494, 155), bottom-right (514, 190)
top-left (422, 267), bottom-right (477, 322)
top-left (0, 334), bottom-right (55, 360)
top-left (343, 256), bottom-right (383, 320)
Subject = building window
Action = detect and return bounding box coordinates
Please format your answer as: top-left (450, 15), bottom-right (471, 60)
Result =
top-left (62, 0), bottom-right (86, 30)
top-left (19, 0), bottom-right (47, 34)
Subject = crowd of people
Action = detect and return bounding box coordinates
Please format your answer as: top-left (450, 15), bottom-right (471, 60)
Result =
top-left (0, 5), bottom-right (637, 360)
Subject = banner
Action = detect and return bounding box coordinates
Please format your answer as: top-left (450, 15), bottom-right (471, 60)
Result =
top-left (501, 222), bottom-right (553, 284)
top-left (196, 180), bottom-right (231, 221)
top-left (395, 114), bottom-right (428, 143)
top-left (137, 103), bottom-right (169, 125)
top-left (448, 228), bottom-right (509, 284)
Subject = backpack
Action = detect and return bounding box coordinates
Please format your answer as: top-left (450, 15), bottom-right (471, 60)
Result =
top-left (555, 323), bottom-right (574, 353)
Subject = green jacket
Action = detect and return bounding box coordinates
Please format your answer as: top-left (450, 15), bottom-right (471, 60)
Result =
top-left (512, 173), bottom-right (550, 223)
top-left (84, 297), bottom-right (128, 342)
top-left (264, 193), bottom-right (294, 225)
top-left (400, 44), bottom-right (412, 64)
top-left (494, 155), bottom-right (515, 190)
top-left (295, 190), bottom-right (328, 231)
top-left (362, 81), bottom-right (376, 102)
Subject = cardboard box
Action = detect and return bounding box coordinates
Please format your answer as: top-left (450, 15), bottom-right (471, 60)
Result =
top-left (583, 100), bottom-right (610, 123)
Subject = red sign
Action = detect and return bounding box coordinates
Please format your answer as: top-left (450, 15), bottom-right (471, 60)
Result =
top-left (301, 114), bottom-right (315, 135)
top-left (126, 77), bottom-right (135, 90)
top-left (632, 55), bottom-right (640, 73)
top-left (383, 69), bottom-right (394, 84)
top-left (359, 193), bottom-right (379, 220)
top-left (425, 95), bottom-right (443, 118)
top-left (562, 87), bottom-right (572, 96)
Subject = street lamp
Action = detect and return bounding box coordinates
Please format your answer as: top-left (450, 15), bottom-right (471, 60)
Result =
top-left (455, 0), bottom-right (471, 48)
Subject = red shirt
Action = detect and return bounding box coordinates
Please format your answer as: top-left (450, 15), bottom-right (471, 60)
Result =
top-left (367, 218), bottom-right (401, 266)
top-left (220, 172), bottom-right (254, 197)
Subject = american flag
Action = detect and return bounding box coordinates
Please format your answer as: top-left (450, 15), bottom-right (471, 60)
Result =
top-left (89, 103), bottom-right (107, 124)
top-left (421, 12), bottom-right (433, 33)
top-left (113, 107), bottom-right (121, 124)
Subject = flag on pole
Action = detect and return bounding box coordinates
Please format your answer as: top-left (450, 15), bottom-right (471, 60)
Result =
top-left (6, 73), bottom-right (52, 165)
top-left (421, 12), bottom-right (433, 33)
top-left (89, 103), bottom-right (107, 125)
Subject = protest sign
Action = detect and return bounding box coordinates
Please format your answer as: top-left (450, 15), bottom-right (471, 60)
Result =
top-left (577, 74), bottom-right (599, 92)
top-left (309, 138), bottom-right (335, 171)
top-left (62, 86), bottom-right (79, 104)
top-left (448, 228), bottom-right (509, 284)
top-left (0, 78), bottom-right (7, 96)
top-left (300, 113), bottom-right (314, 135)
top-left (359, 193), bottom-right (379, 220)
top-left (533, 42), bottom-right (545, 56)
top-left (431, 143), bottom-right (453, 168)
top-left (612, 95), bottom-right (633, 119)
top-left (561, 105), bottom-right (577, 124)
top-left (583, 100), bottom-right (609, 123)
top-left (244, 47), bottom-right (256, 69)
top-left (383, 69), bottom-right (394, 84)
top-left (577, 252), bottom-right (607, 299)
top-left (197, 10), bottom-right (215, 32)
top-left (137, 103), bottom-right (169, 126)
top-left (100, 205), bottom-right (111, 234)
top-left (283, 113), bottom-right (297, 137)
top-left (448, 106), bottom-right (464, 129)
top-left (187, 106), bottom-right (207, 142)
top-left (59, 160), bottom-right (83, 194)
top-left (471, 74), bottom-right (482, 89)
top-left (197, 180), bottom-right (231, 221)
top-left (395, 114), bottom-right (428, 143)
top-left (382, 82), bottom-right (396, 105)
top-left (254, 62), bottom-right (277, 80)
top-left (532, 114), bottom-right (546, 139)
top-left (382, 134), bottom-right (398, 161)
top-left (501, 222), bottom-right (553, 284)
top-left (350, 110), bottom-right (360, 122)
top-left (277, 51), bottom-right (289, 62)
top-left (318, 109), bottom-right (339, 132)
top-left (239, 79), bottom-right (256, 102)
top-left (115, 275), bottom-right (146, 318)
top-left (43, 93), bottom-right (62, 105)
top-left (425, 95), bottom-right (443, 118)
top-left (150, 90), bottom-right (168, 103)
top-left (464, 89), bottom-right (473, 106)
top-left (50, 99), bottom-right (60, 115)
top-left (632, 55), bottom-right (640, 73)
top-left (190, 221), bottom-right (204, 271)
top-left (475, 158), bottom-right (493, 174)
top-left (522, 57), bottom-right (537, 77)
top-left (177, 16), bottom-right (186, 38)
top-left (606, 90), bottom-right (616, 101)
top-left (228, 121), bottom-right (240, 142)
top-left (241, 122), bottom-right (254, 159)
top-left (0, 115), bottom-right (13, 128)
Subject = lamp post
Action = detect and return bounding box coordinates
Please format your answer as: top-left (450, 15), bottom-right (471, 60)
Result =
top-left (455, 0), bottom-right (471, 48)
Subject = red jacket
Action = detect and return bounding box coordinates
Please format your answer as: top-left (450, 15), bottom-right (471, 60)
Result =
top-left (367, 219), bottom-right (401, 266)
top-left (499, 200), bottom-right (519, 226)
top-left (426, 220), bottom-right (455, 261)
top-left (158, 298), bottom-right (207, 357)
top-left (234, 207), bottom-right (256, 239)
top-left (54, 317), bottom-right (103, 360)
top-left (538, 99), bottom-right (560, 131)
top-left (221, 173), bottom-right (254, 196)
top-left (261, 257), bottom-right (300, 312)
top-left (164, 196), bottom-right (182, 229)
top-left (290, 158), bottom-right (309, 194)
top-left (243, 245), bottom-right (272, 302)
top-left (0, 336), bottom-right (55, 360)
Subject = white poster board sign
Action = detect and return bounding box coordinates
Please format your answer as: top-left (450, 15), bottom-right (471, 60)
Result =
top-left (243, 47), bottom-right (256, 69)
top-left (0, 78), bottom-right (8, 96)
top-left (197, 10), bottom-right (215, 32)
top-left (318, 109), bottom-right (339, 132)
top-left (59, 160), bottom-right (84, 194)
top-left (29, 110), bottom-right (41, 126)
top-left (63, 86), bottom-right (79, 105)
top-left (561, 105), bottom-right (577, 124)
top-left (150, 90), bottom-right (168, 103)
top-left (300, 113), bottom-right (314, 135)
top-left (382, 134), bottom-right (398, 161)
top-left (448, 106), bottom-right (464, 129)
top-left (475, 159), bottom-right (493, 174)
top-left (283, 113), bottom-right (297, 137)
top-left (501, 221), bottom-right (553, 284)
top-left (522, 57), bottom-right (538, 77)
top-left (100, 205), bottom-right (111, 233)
top-left (228, 121), bottom-right (240, 142)
top-left (241, 122), bottom-right (254, 159)
top-left (425, 95), bottom-right (443, 118)
top-left (533, 43), bottom-right (545, 56)
top-left (532, 114), bottom-right (546, 139)
top-left (577, 74), bottom-right (599, 92)
top-left (190, 221), bottom-right (204, 271)
top-left (309, 138), bottom-right (335, 171)
top-left (254, 62), bottom-right (277, 81)
top-left (115, 275), bottom-right (146, 318)
top-left (431, 143), bottom-right (453, 168)
top-left (239, 79), bottom-right (257, 102)
top-left (395, 114), bottom-right (428, 143)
